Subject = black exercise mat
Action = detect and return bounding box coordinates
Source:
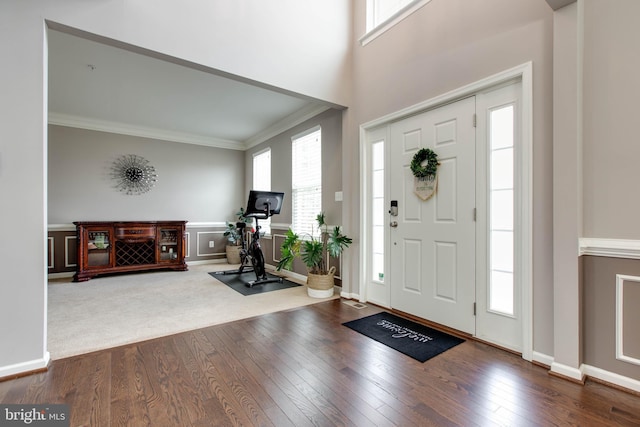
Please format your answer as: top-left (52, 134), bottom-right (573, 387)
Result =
top-left (342, 312), bottom-right (464, 362)
top-left (209, 271), bottom-right (300, 296)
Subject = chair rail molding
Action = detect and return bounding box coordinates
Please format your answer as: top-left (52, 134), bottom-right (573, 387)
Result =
top-left (579, 238), bottom-right (640, 259)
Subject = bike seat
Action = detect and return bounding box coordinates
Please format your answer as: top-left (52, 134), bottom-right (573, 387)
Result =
top-left (236, 222), bottom-right (247, 229)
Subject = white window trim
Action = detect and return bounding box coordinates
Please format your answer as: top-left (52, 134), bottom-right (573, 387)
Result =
top-left (360, 0), bottom-right (433, 46)
top-left (252, 146), bottom-right (271, 159)
top-left (291, 125), bottom-right (321, 142)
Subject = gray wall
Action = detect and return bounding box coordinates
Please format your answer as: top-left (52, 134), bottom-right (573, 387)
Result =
top-left (577, 0), bottom-right (640, 382)
top-left (245, 108), bottom-right (344, 227)
top-left (347, 0), bottom-right (555, 355)
top-left (48, 125), bottom-right (244, 224)
top-left (582, 0), bottom-right (640, 239)
top-left (244, 108), bottom-right (344, 278)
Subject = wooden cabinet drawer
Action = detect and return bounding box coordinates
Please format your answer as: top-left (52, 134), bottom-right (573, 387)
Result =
top-left (115, 226), bottom-right (155, 241)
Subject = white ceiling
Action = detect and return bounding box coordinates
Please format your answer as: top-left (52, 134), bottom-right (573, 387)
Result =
top-left (47, 29), bottom-right (334, 150)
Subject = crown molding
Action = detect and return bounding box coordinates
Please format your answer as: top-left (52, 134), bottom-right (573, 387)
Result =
top-left (49, 105), bottom-right (334, 151)
top-left (48, 112), bottom-right (245, 151)
top-left (244, 104), bottom-right (331, 149)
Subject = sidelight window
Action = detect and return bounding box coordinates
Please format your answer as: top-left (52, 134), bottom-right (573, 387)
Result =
top-left (371, 140), bottom-right (385, 282)
top-left (489, 105), bottom-right (515, 316)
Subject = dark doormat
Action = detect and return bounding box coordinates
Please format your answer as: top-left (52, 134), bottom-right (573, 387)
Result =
top-left (342, 312), bottom-right (464, 362)
top-left (209, 271), bottom-right (301, 296)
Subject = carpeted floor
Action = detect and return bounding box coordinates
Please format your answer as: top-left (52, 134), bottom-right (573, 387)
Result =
top-left (48, 263), bottom-right (337, 360)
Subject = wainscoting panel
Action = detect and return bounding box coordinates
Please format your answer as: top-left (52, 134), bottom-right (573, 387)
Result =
top-left (616, 274), bottom-right (640, 366)
top-left (47, 229), bottom-right (76, 275)
top-left (583, 255), bottom-right (640, 382)
top-left (196, 231), bottom-right (225, 258)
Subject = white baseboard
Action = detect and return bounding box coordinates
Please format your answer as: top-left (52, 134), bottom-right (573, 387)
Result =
top-left (550, 361), bottom-right (586, 382)
top-left (47, 271), bottom-right (74, 279)
top-left (532, 351), bottom-right (554, 368)
top-left (340, 291), bottom-right (361, 300)
top-left (187, 259), bottom-right (226, 266)
top-left (0, 352), bottom-right (50, 379)
top-left (269, 267), bottom-right (307, 284)
top-left (539, 351), bottom-right (640, 393)
top-left (583, 364), bottom-right (640, 393)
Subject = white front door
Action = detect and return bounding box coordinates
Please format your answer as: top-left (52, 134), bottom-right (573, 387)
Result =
top-left (389, 96), bottom-right (476, 334)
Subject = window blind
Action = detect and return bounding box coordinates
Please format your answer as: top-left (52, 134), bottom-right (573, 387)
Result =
top-left (292, 127), bottom-right (321, 236)
top-left (253, 148), bottom-right (272, 234)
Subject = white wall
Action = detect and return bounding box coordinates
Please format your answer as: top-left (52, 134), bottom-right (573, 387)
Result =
top-left (0, 0), bottom-right (351, 376)
top-left (346, 0), bottom-right (555, 354)
top-left (48, 1), bottom-right (352, 107)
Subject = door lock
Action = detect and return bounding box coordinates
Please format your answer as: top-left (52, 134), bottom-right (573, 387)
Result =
top-left (389, 200), bottom-right (398, 216)
top-left (390, 221), bottom-right (398, 228)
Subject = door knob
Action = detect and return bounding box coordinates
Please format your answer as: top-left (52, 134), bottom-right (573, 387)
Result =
top-left (390, 221), bottom-right (398, 228)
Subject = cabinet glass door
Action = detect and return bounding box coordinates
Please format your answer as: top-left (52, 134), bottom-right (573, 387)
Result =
top-left (159, 228), bottom-right (179, 262)
top-left (87, 230), bottom-right (111, 267)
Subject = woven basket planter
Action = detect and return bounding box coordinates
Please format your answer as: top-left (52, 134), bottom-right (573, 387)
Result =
top-left (225, 245), bottom-right (242, 264)
top-left (306, 266), bottom-right (336, 298)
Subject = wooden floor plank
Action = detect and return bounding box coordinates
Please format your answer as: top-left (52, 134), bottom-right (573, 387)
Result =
top-left (110, 346), bottom-right (154, 427)
top-left (1, 299), bottom-right (639, 426)
top-left (181, 331), bottom-right (264, 427)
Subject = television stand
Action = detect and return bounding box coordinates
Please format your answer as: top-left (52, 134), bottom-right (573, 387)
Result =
top-left (73, 221), bottom-right (187, 282)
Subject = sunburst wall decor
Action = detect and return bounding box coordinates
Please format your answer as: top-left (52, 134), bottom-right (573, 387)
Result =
top-left (111, 154), bottom-right (158, 195)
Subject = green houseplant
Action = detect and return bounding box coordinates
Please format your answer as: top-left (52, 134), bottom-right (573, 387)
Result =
top-left (223, 208), bottom-right (252, 264)
top-left (277, 213), bottom-right (352, 297)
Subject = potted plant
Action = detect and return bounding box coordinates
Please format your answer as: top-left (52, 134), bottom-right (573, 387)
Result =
top-left (224, 208), bottom-right (252, 264)
top-left (277, 212), bottom-right (352, 298)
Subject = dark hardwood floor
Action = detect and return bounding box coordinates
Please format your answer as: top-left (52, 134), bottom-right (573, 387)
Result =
top-left (1, 299), bottom-right (639, 426)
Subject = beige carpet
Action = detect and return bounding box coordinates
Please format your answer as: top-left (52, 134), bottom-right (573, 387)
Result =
top-left (48, 263), bottom-right (337, 360)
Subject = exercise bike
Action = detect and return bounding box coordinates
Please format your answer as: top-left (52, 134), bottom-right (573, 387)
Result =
top-left (215, 191), bottom-right (285, 287)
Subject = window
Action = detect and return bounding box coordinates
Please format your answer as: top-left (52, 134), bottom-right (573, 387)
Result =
top-left (291, 126), bottom-right (321, 236)
top-left (368, 0), bottom-right (414, 30)
top-left (362, 0), bottom-right (432, 45)
top-left (253, 148), bottom-right (272, 234)
top-left (371, 140), bottom-right (385, 282)
top-left (489, 105), bottom-right (515, 316)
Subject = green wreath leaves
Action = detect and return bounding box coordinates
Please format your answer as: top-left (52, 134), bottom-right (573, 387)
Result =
top-left (410, 148), bottom-right (438, 178)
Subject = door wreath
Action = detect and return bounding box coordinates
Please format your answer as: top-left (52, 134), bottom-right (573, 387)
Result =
top-left (410, 148), bottom-right (439, 200)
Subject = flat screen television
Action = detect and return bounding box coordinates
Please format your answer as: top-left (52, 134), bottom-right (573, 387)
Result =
top-left (245, 190), bottom-right (284, 217)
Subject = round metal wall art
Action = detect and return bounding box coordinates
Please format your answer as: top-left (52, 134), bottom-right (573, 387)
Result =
top-left (111, 154), bottom-right (158, 195)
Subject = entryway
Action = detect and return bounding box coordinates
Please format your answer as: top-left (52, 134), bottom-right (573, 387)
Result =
top-left (359, 64), bottom-right (532, 358)
top-left (389, 96), bottom-right (476, 334)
